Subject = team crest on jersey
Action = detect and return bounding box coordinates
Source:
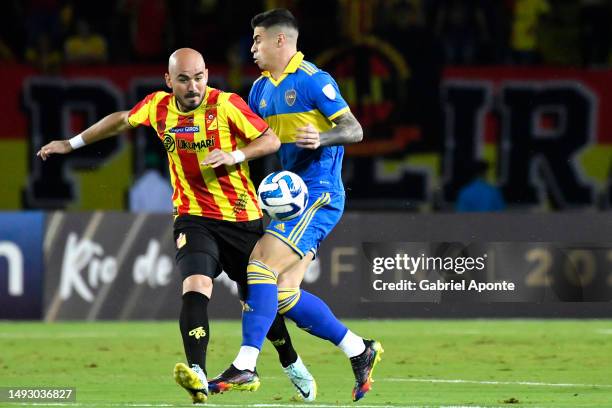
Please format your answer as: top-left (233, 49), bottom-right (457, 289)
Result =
top-left (259, 98), bottom-right (267, 109)
top-left (206, 115), bottom-right (218, 130)
top-left (163, 134), bottom-right (176, 152)
top-left (285, 89), bottom-right (297, 106)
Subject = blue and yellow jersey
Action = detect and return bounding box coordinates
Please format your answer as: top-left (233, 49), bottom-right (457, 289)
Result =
top-left (248, 52), bottom-right (350, 193)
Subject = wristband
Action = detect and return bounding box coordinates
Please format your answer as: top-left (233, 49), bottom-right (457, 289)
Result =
top-left (68, 134), bottom-right (86, 150)
top-left (230, 149), bottom-right (246, 164)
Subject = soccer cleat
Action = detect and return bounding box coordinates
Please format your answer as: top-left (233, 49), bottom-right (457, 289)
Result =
top-left (283, 356), bottom-right (317, 402)
top-left (208, 364), bottom-right (260, 394)
top-left (174, 363), bottom-right (208, 404)
top-left (350, 339), bottom-right (384, 401)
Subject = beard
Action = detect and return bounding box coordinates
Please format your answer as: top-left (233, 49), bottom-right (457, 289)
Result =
top-left (178, 93), bottom-right (202, 111)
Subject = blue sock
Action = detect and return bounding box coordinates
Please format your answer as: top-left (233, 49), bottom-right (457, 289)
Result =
top-left (284, 289), bottom-right (348, 345)
top-left (242, 261), bottom-right (278, 350)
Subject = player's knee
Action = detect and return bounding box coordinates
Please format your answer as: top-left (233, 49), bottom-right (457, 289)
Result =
top-left (277, 252), bottom-right (312, 288)
top-left (182, 274), bottom-right (213, 297)
top-left (277, 271), bottom-right (302, 288)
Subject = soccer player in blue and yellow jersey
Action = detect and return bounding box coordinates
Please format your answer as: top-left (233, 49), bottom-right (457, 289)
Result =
top-left (37, 48), bottom-right (315, 404)
top-left (209, 9), bottom-right (383, 402)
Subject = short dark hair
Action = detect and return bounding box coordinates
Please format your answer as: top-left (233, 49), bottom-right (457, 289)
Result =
top-left (251, 8), bottom-right (299, 32)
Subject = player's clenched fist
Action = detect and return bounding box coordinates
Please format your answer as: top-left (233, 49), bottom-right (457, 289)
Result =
top-left (296, 123), bottom-right (320, 150)
top-left (37, 140), bottom-right (72, 161)
top-left (201, 148), bottom-right (236, 168)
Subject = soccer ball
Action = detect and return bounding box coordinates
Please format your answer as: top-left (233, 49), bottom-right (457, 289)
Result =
top-left (257, 171), bottom-right (309, 221)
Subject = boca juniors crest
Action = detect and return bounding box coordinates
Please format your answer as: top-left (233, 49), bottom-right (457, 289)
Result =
top-left (285, 89), bottom-right (297, 106)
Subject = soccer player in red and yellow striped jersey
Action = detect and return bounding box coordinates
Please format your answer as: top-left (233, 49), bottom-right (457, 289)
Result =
top-left (37, 47), bottom-right (313, 404)
top-left (127, 83), bottom-right (266, 221)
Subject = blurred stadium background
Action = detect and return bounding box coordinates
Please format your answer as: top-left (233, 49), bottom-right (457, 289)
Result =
top-left (1, 0), bottom-right (612, 406)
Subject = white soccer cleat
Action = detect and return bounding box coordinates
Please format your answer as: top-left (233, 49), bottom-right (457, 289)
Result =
top-left (283, 356), bottom-right (317, 402)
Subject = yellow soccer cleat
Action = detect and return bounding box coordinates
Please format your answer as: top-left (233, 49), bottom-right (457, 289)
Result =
top-left (174, 363), bottom-right (208, 404)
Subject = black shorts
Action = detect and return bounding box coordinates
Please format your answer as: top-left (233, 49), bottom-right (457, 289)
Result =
top-left (173, 215), bottom-right (264, 299)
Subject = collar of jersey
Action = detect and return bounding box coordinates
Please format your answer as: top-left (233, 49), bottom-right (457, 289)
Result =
top-left (262, 51), bottom-right (304, 87)
top-left (172, 86), bottom-right (211, 115)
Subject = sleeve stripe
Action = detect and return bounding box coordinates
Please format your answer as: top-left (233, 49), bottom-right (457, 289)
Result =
top-left (328, 106), bottom-right (350, 121)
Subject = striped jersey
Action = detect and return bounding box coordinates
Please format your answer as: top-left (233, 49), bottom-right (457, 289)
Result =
top-left (128, 87), bottom-right (267, 221)
top-left (248, 52), bottom-right (350, 193)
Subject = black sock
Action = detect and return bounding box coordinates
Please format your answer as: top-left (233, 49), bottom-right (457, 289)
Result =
top-left (179, 291), bottom-right (210, 375)
top-left (266, 313), bottom-right (298, 367)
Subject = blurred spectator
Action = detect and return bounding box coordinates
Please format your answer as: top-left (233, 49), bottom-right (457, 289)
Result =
top-left (64, 20), bottom-right (108, 64)
top-left (1, 1), bottom-right (25, 60)
top-left (509, 0), bottom-right (551, 64)
top-left (25, 32), bottom-right (62, 73)
top-left (433, 0), bottom-right (489, 65)
top-left (24, 0), bottom-right (62, 50)
top-left (480, 0), bottom-right (511, 64)
top-left (456, 160), bottom-right (505, 212)
top-left (0, 37), bottom-right (16, 62)
top-left (580, 0), bottom-right (612, 67)
top-left (226, 41), bottom-right (249, 96)
top-left (127, 0), bottom-right (168, 62)
top-left (107, 0), bottom-right (133, 62)
top-left (538, 1), bottom-right (581, 66)
top-left (188, 0), bottom-right (223, 63)
top-left (129, 153), bottom-right (173, 213)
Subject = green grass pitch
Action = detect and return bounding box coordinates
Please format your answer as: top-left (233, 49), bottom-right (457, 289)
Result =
top-left (1, 319), bottom-right (611, 407)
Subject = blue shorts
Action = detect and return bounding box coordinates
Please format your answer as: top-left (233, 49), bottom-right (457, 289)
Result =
top-left (265, 191), bottom-right (345, 258)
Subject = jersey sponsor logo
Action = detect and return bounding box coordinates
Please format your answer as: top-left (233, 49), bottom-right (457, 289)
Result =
top-left (188, 326), bottom-right (207, 339)
top-left (260, 98), bottom-right (267, 109)
top-left (163, 135), bottom-right (176, 152)
top-left (169, 126), bottom-right (200, 133)
top-left (177, 138), bottom-right (215, 152)
top-left (176, 232), bottom-right (187, 249)
top-left (285, 89), bottom-right (297, 106)
top-left (322, 84), bottom-right (336, 100)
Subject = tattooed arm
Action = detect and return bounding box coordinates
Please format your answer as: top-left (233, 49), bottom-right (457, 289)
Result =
top-left (295, 111), bottom-right (363, 149)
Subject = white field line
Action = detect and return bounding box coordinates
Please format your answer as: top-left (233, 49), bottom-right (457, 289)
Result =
top-left (0, 332), bottom-right (159, 339)
top-left (14, 404), bottom-right (504, 408)
top-left (382, 378), bottom-right (612, 388)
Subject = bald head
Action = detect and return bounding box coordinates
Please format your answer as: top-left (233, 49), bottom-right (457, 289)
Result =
top-left (165, 48), bottom-right (208, 112)
top-left (168, 48), bottom-right (205, 76)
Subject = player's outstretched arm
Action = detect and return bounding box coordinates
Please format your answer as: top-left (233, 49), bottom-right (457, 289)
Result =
top-left (202, 127), bottom-right (280, 168)
top-left (37, 110), bottom-right (132, 160)
top-left (296, 111), bottom-right (363, 150)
